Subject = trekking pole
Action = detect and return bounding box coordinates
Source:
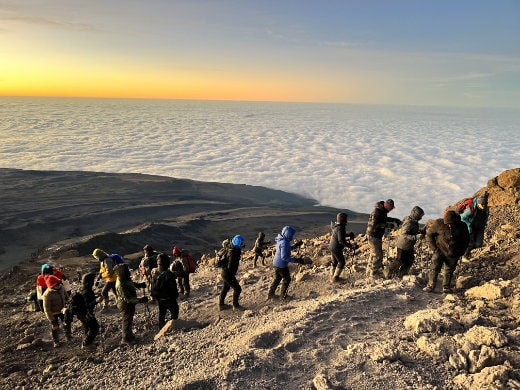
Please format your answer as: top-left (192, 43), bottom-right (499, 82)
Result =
top-left (140, 287), bottom-right (154, 326)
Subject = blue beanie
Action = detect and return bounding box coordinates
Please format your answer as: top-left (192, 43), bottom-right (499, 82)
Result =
top-left (231, 235), bottom-right (245, 248)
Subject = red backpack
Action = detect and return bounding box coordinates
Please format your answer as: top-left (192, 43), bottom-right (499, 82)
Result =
top-left (455, 197), bottom-right (475, 215)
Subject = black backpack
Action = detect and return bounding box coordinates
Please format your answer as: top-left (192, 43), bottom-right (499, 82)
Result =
top-left (151, 271), bottom-right (176, 300)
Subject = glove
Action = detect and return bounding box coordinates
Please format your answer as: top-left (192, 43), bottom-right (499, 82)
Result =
top-left (294, 257), bottom-right (304, 264)
top-left (348, 232), bottom-right (355, 240)
top-left (138, 296), bottom-right (149, 304)
top-left (293, 240), bottom-right (303, 248)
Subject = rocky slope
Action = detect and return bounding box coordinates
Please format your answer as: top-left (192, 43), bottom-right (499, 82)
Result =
top-left (0, 168), bottom-right (519, 390)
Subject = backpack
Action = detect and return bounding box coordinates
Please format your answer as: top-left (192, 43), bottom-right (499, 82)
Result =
top-left (187, 254), bottom-right (197, 273)
top-left (171, 259), bottom-right (185, 277)
top-left (215, 247), bottom-right (229, 268)
top-left (151, 271), bottom-right (176, 300)
top-left (111, 254), bottom-right (126, 265)
top-left (443, 197), bottom-right (475, 218)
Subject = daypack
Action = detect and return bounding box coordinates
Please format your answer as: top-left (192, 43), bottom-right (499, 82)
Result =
top-left (151, 270), bottom-right (176, 300)
top-left (215, 247), bottom-right (229, 268)
top-left (187, 254), bottom-right (197, 273)
top-left (110, 254), bottom-right (126, 265)
top-left (171, 259), bottom-right (185, 277)
top-left (455, 198), bottom-right (475, 215)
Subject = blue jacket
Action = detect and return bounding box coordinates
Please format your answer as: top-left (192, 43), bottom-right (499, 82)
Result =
top-left (272, 226), bottom-right (297, 268)
top-left (461, 197), bottom-right (489, 234)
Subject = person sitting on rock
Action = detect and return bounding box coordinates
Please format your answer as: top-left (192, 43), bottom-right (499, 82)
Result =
top-left (267, 226), bottom-right (304, 300)
top-left (423, 210), bottom-right (470, 293)
top-left (387, 206), bottom-right (425, 278)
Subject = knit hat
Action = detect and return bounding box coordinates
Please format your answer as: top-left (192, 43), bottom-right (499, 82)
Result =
top-left (231, 235), bottom-right (245, 248)
top-left (384, 199), bottom-right (395, 210)
top-left (443, 210), bottom-right (459, 225)
top-left (45, 275), bottom-right (61, 289)
top-left (41, 263), bottom-right (53, 274)
top-left (172, 246), bottom-right (181, 257)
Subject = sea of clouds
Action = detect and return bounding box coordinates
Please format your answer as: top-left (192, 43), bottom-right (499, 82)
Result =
top-left (1, 97), bottom-right (519, 222)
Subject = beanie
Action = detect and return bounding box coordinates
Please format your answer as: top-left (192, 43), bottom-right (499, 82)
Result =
top-left (41, 263), bottom-right (53, 274)
top-left (231, 235), bottom-right (245, 248)
top-left (45, 275), bottom-right (61, 289)
top-left (384, 199), bottom-right (395, 210)
top-left (172, 246), bottom-right (181, 257)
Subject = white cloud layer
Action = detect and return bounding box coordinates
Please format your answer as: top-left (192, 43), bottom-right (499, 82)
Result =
top-left (1, 97), bottom-right (519, 222)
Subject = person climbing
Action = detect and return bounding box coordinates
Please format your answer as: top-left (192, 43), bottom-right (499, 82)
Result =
top-left (63, 273), bottom-right (100, 348)
top-left (42, 275), bottom-right (68, 348)
top-left (218, 235), bottom-right (245, 311)
top-left (387, 206), bottom-right (425, 278)
top-left (139, 244), bottom-right (158, 293)
top-left (329, 212), bottom-right (356, 283)
top-left (150, 253), bottom-right (179, 328)
top-left (92, 248), bottom-right (117, 311)
top-left (423, 210), bottom-right (470, 293)
top-left (365, 199), bottom-right (401, 279)
top-left (115, 263), bottom-right (148, 345)
top-left (267, 226), bottom-right (304, 300)
top-left (252, 231), bottom-right (271, 267)
top-left (461, 194), bottom-right (489, 261)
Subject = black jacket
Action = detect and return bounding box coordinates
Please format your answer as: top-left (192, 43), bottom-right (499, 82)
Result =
top-left (426, 217), bottom-right (470, 258)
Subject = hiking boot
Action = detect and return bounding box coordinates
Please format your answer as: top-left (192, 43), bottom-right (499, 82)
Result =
top-left (423, 286), bottom-right (433, 293)
top-left (233, 304), bottom-right (244, 311)
top-left (267, 293), bottom-right (278, 301)
top-left (443, 287), bottom-right (453, 294)
top-left (218, 303), bottom-right (231, 311)
top-left (65, 333), bottom-right (72, 342)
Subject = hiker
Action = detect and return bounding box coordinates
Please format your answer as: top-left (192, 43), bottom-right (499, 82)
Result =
top-left (115, 263), bottom-right (148, 345)
top-left (461, 195), bottom-right (489, 261)
top-left (365, 199), bottom-right (401, 279)
top-left (63, 273), bottom-right (100, 348)
top-left (218, 235), bottom-right (245, 311)
top-left (139, 244), bottom-right (158, 292)
top-left (252, 231), bottom-right (271, 267)
top-left (387, 206), bottom-right (425, 278)
top-left (329, 212), bottom-right (356, 283)
top-left (36, 263), bottom-right (66, 311)
top-left (173, 247), bottom-right (193, 298)
top-left (151, 253), bottom-right (179, 328)
top-left (423, 210), bottom-right (470, 293)
top-left (267, 226), bottom-right (304, 300)
top-left (92, 248), bottom-right (117, 311)
top-left (42, 275), bottom-right (68, 348)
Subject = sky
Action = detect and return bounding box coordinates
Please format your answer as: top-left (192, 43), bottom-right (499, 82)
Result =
top-left (1, 0), bottom-right (520, 108)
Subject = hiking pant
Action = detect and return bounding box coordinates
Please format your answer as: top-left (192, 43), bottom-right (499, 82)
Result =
top-left (177, 274), bottom-right (191, 296)
top-left (427, 251), bottom-right (459, 290)
top-left (101, 281), bottom-right (117, 302)
top-left (78, 312), bottom-right (100, 346)
top-left (464, 227), bottom-right (485, 257)
top-left (253, 249), bottom-right (265, 267)
top-left (50, 312), bottom-right (65, 343)
top-left (157, 298), bottom-right (179, 328)
top-left (388, 248), bottom-right (415, 278)
top-left (268, 267), bottom-right (291, 298)
top-left (121, 303), bottom-right (136, 342)
top-left (219, 269), bottom-right (241, 306)
top-left (330, 249), bottom-right (346, 273)
top-left (367, 236), bottom-right (384, 276)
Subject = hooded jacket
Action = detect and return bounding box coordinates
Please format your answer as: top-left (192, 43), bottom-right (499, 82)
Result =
top-left (329, 221), bottom-right (349, 253)
top-left (273, 226), bottom-right (297, 268)
top-left (461, 197), bottom-right (489, 233)
top-left (396, 206), bottom-right (424, 251)
top-left (43, 283), bottom-right (67, 322)
top-left (426, 211), bottom-right (470, 258)
top-left (115, 264), bottom-right (138, 310)
top-left (366, 201), bottom-right (391, 239)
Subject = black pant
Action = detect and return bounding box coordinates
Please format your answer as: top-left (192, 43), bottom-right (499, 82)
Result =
top-left (388, 248), bottom-right (414, 277)
top-left (330, 249), bottom-right (345, 270)
top-left (121, 303), bottom-right (136, 342)
top-left (157, 298), bottom-right (179, 327)
top-left (268, 267), bottom-right (291, 298)
top-left (219, 269), bottom-right (241, 306)
top-left (177, 274), bottom-right (190, 295)
top-left (102, 281), bottom-right (117, 300)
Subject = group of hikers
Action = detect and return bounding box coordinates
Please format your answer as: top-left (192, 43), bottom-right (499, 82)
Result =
top-left (33, 192), bottom-right (489, 349)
